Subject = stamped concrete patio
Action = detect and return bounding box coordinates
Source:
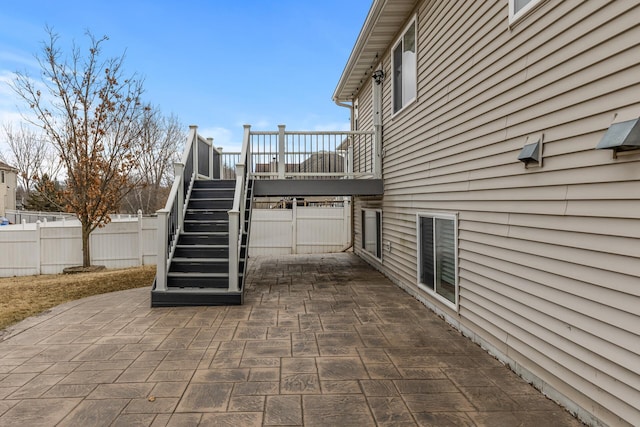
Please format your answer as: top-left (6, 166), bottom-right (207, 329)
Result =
top-left (0, 253), bottom-right (582, 426)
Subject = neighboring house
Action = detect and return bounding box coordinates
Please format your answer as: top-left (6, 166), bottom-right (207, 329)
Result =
top-left (255, 153), bottom-right (345, 176)
top-left (0, 161), bottom-right (18, 217)
top-left (299, 152), bottom-right (345, 175)
top-left (334, 1), bottom-right (640, 426)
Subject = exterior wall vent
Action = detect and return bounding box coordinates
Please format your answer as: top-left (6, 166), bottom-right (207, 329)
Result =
top-left (596, 118), bottom-right (640, 155)
top-left (518, 135), bottom-right (543, 168)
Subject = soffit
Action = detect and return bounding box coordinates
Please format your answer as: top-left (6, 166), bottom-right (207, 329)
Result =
top-left (333, 0), bottom-right (419, 102)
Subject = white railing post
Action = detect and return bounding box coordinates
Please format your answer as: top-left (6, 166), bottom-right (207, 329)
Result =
top-left (292, 198), bottom-right (297, 254)
top-left (244, 125), bottom-right (252, 177)
top-left (156, 209), bottom-right (169, 292)
top-left (348, 144), bottom-right (354, 177)
top-left (218, 146), bottom-right (224, 179)
top-left (35, 220), bottom-right (42, 275)
top-left (228, 211), bottom-right (240, 292)
top-left (207, 137), bottom-right (214, 178)
top-left (137, 210), bottom-right (144, 266)
top-left (278, 124), bottom-right (286, 179)
top-left (190, 125), bottom-right (198, 179)
top-left (374, 126), bottom-right (382, 179)
top-left (174, 162), bottom-right (185, 231)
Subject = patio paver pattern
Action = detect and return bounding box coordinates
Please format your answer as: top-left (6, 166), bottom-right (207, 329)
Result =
top-left (0, 253), bottom-right (583, 426)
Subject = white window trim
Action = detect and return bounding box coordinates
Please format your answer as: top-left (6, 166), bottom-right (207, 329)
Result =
top-left (416, 212), bottom-right (459, 311)
top-left (362, 208), bottom-right (383, 262)
top-left (509, 0), bottom-right (543, 25)
top-left (391, 15), bottom-right (418, 117)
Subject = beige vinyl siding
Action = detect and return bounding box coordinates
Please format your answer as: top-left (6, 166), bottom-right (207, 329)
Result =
top-left (353, 0), bottom-right (640, 425)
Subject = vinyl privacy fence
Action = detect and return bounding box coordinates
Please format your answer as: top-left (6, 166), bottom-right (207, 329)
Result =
top-left (249, 203), bottom-right (352, 256)
top-left (0, 214), bottom-right (158, 277)
top-left (0, 205), bottom-right (351, 277)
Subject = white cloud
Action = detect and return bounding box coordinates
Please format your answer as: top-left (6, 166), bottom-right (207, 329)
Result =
top-left (0, 51), bottom-right (39, 70)
top-left (0, 70), bottom-right (42, 127)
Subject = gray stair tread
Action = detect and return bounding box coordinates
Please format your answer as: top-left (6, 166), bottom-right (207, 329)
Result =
top-left (184, 219), bottom-right (228, 222)
top-left (172, 258), bottom-right (228, 263)
top-left (168, 272), bottom-right (229, 277)
top-left (160, 288), bottom-right (242, 294)
top-left (180, 231), bottom-right (229, 237)
top-left (176, 244), bottom-right (227, 248)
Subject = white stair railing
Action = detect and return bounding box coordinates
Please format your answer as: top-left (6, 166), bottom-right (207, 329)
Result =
top-left (228, 124), bottom-right (252, 292)
top-left (156, 125), bottom-right (220, 292)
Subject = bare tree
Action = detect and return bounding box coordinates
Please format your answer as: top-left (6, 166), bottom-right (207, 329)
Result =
top-left (11, 28), bottom-right (146, 267)
top-left (122, 107), bottom-right (184, 213)
top-left (1, 122), bottom-right (60, 194)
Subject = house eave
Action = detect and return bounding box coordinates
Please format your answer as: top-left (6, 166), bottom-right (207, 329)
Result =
top-left (0, 161), bottom-right (18, 173)
top-left (333, 0), bottom-right (419, 103)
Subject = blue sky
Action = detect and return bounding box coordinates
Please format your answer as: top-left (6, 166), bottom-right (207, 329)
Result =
top-left (0, 0), bottom-right (371, 152)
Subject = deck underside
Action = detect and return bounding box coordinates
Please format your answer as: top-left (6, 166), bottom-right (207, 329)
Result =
top-left (253, 179), bottom-right (383, 196)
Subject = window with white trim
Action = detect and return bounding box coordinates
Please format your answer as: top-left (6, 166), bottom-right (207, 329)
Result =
top-left (362, 209), bottom-right (382, 260)
top-left (509, 0), bottom-right (543, 23)
top-left (417, 213), bottom-right (458, 307)
top-left (392, 17), bottom-right (417, 114)
top-left (0, 171), bottom-right (4, 184)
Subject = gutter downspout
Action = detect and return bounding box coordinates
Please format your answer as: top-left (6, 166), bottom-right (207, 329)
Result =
top-left (334, 98), bottom-right (355, 253)
top-left (334, 99), bottom-right (354, 126)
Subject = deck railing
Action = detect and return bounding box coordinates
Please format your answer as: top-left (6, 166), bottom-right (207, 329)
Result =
top-left (157, 124), bottom-right (379, 295)
top-left (155, 125), bottom-right (221, 292)
top-left (227, 125), bottom-right (252, 292)
top-left (221, 125), bottom-right (379, 180)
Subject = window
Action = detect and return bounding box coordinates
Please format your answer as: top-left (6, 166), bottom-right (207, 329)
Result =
top-left (509, 0), bottom-right (543, 23)
top-left (362, 209), bottom-right (382, 260)
top-left (392, 17), bottom-right (417, 114)
top-left (0, 171), bottom-right (4, 184)
top-left (418, 213), bottom-right (458, 307)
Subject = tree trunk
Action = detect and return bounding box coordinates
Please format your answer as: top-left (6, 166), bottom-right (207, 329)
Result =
top-left (81, 223), bottom-right (91, 267)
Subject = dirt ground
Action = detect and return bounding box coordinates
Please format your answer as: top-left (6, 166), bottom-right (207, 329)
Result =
top-left (0, 265), bottom-right (155, 331)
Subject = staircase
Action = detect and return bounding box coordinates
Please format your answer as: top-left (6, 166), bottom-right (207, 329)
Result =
top-left (151, 179), bottom-right (252, 307)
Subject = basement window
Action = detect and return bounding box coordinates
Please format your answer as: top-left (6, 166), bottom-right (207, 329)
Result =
top-left (362, 209), bottom-right (382, 260)
top-left (417, 213), bottom-right (458, 308)
top-left (392, 17), bottom-right (417, 114)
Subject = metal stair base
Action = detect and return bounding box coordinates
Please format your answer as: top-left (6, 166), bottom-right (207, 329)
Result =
top-left (151, 286), bottom-right (243, 307)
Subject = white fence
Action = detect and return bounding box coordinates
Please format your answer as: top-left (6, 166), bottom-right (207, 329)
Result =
top-left (0, 204), bottom-right (351, 277)
top-left (4, 209), bottom-right (76, 224)
top-left (249, 202), bottom-right (351, 256)
top-left (0, 214), bottom-right (157, 277)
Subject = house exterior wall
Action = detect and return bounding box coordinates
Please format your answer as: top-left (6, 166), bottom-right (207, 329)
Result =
top-left (0, 167), bottom-right (18, 217)
top-left (351, 1), bottom-right (640, 425)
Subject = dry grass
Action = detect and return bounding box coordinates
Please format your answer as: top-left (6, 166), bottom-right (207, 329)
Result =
top-left (0, 265), bottom-right (155, 331)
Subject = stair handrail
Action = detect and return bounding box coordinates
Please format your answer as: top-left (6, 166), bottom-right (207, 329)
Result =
top-left (228, 124), bottom-right (251, 292)
top-left (155, 126), bottom-right (199, 292)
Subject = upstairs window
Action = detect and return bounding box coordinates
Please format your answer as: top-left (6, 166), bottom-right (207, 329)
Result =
top-left (1, 171), bottom-right (4, 184)
top-left (392, 18), bottom-right (417, 114)
top-left (510, 0), bottom-right (543, 24)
